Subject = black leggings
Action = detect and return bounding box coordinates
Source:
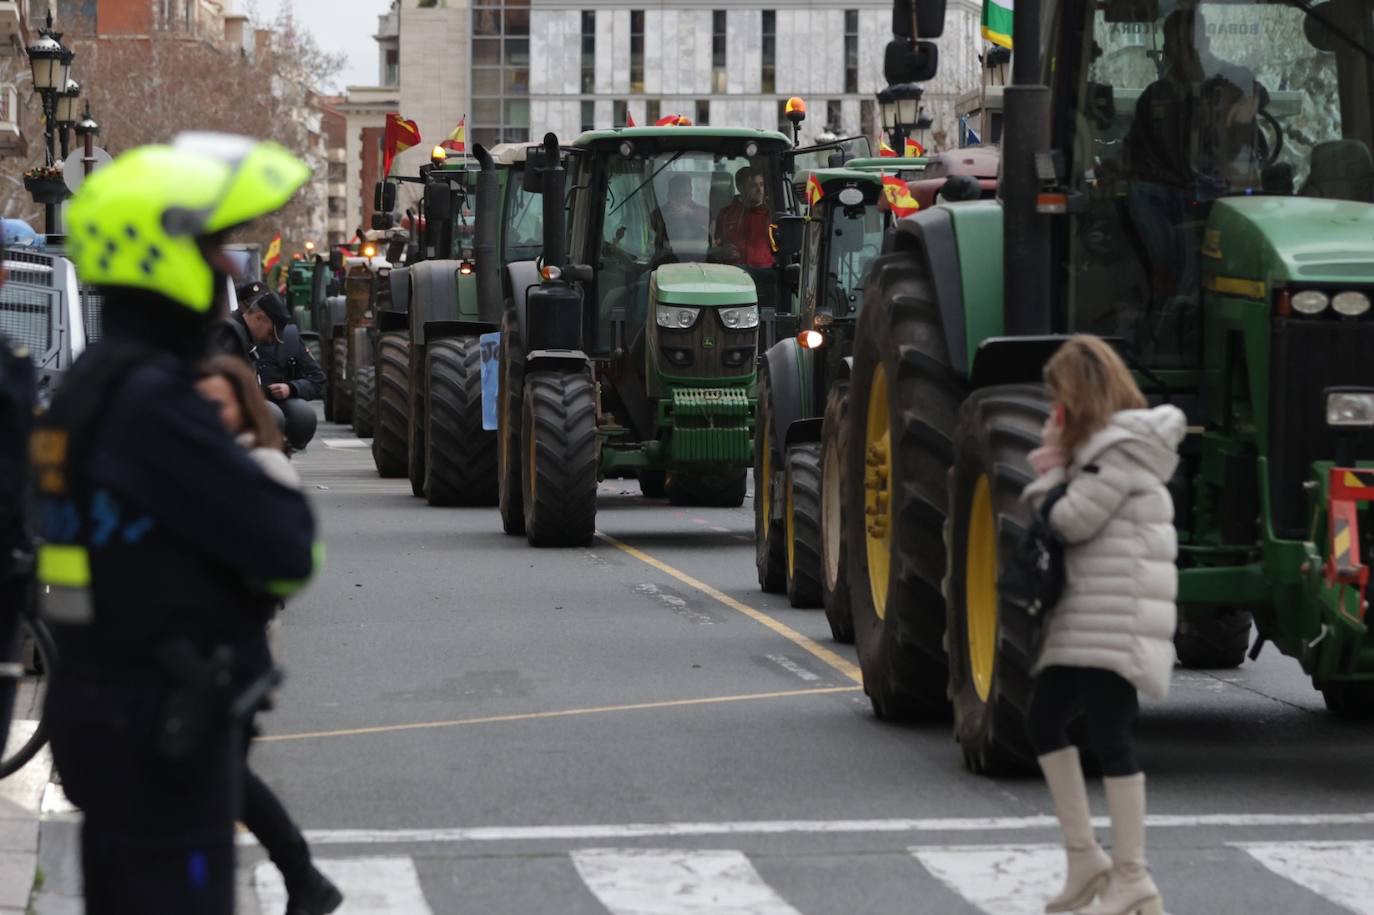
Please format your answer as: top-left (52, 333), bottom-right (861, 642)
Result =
top-left (1026, 666), bottom-right (1141, 777)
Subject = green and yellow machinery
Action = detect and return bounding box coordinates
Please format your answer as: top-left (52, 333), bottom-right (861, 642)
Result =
top-left (848, 0), bottom-right (1374, 773)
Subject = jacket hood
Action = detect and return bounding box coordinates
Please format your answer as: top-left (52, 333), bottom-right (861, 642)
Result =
top-left (1075, 404), bottom-right (1186, 482)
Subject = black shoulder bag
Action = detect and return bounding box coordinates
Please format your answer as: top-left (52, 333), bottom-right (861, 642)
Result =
top-left (998, 482), bottom-right (1069, 621)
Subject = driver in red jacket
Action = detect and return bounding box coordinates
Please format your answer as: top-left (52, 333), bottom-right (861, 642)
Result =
top-left (713, 166), bottom-right (773, 268)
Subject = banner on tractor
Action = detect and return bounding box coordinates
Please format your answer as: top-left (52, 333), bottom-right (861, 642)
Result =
top-left (383, 113), bottom-right (422, 176)
top-left (480, 332), bottom-right (501, 432)
top-left (982, 0), bottom-right (1013, 48)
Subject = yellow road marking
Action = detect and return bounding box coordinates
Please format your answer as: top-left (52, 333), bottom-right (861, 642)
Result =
top-left (597, 532), bottom-right (863, 684)
top-left (257, 686), bottom-right (859, 743)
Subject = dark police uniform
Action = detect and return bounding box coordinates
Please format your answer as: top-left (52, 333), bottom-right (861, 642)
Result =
top-left (0, 334), bottom-right (35, 751)
top-left (229, 288), bottom-right (325, 450)
top-left (32, 331), bottom-right (317, 914)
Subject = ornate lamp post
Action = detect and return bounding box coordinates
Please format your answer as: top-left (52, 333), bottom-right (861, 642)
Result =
top-left (74, 103), bottom-right (101, 179)
top-left (55, 78), bottom-right (81, 159)
top-left (25, 13), bottom-right (76, 234)
top-left (877, 82), bottom-right (923, 156)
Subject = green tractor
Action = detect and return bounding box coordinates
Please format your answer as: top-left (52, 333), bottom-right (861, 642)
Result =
top-left (493, 127), bottom-right (860, 546)
top-left (284, 255), bottom-right (324, 368)
top-left (850, 0), bottom-right (1374, 772)
top-left (756, 164), bottom-right (923, 639)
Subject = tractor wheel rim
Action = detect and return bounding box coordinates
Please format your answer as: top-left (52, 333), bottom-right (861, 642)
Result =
top-left (785, 467), bottom-right (796, 578)
top-left (761, 421), bottom-right (773, 539)
top-left (966, 474), bottom-right (998, 703)
top-left (822, 437), bottom-right (841, 591)
top-left (864, 366), bottom-right (892, 621)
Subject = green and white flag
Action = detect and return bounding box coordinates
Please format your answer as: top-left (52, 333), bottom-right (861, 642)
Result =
top-left (981, 0), bottom-right (1013, 48)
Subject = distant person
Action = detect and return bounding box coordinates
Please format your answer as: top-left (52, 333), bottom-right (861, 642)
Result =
top-left (652, 174), bottom-right (710, 255)
top-left (1021, 336), bottom-right (1183, 915)
top-left (714, 166), bottom-right (773, 268)
top-left (233, 285), bottom-right (325, 452)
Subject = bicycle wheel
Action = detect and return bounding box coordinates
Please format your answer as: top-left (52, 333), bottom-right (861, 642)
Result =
top-left (0, 616), bottom-right (56, 780)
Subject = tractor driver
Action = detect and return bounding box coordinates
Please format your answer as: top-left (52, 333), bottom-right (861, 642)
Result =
top-left (652, 174), bottom-right (710, 259)
top-left (713, 166), bottom-right (773, 268)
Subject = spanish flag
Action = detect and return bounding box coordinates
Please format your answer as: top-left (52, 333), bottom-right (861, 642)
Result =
top-left (655, 114), bottom-right (693, 126)
top-left (440, 117), bottom-right (466, 154)
top-left (383, 112), bottom-right (422, 176)
top-left (879, 139), bottom-right (897, 157)
top-left (881, 174), bottom-right (920, 218)
top-left (806, 174), bottom-right (824, 208)
top-left (626, 110), bottom-right (636, 127)
top-left (905, 137), bottom-right (925, 157)
top-left (262, 233), bottom-right (282, 271)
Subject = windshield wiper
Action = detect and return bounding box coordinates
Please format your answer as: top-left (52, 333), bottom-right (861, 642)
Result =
top-left (1278, 0), bottom-right (1374, 65)
top-left (609, 151), bottom-right (684, 217)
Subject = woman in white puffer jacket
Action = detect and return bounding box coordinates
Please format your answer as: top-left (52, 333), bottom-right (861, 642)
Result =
top-left (1020, 335), bottom-right (1184, 915)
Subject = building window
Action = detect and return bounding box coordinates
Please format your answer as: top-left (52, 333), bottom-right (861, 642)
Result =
top-left (861, 99), bottom-right (876, 142)
top-left (761, 10), bottom-right (776, 94)
top-left (646, 99), bottom-right (660, 124)
top-left (582, 101), bottom-right (595, 132)
top-left (614, 99), bottom-right (629, 127)
top-left (827, 100), bottom-right (842, 135)
top-left (844, 10), bottom-right (859, 95)
top-left (384, 48), bottom-right (399, 87)
top-left (696, 99), bottom-right (710, 126)
top-left (472, 0), bottom-right (531, 143)
top-left (581, 11), bottom-right (596, 94)
top-left (630, 10), bottom-right (645, 94)
top-left (712, 11), bottom-right (727, 94)
top-left (777, 99), bottom-right (789, 135)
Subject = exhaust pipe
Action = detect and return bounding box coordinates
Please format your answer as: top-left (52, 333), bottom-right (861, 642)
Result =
top-left (540, 133), bottom-right (566, 270)
top-left (473, 143), bottom-right (504, 325)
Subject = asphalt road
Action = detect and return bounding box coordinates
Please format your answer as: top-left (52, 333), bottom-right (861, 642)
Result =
top-left (32, 415), bottom-right (1374, 914)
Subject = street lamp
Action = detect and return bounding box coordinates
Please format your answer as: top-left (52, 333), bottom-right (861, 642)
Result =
top-left (55, 78), bottom-right (81, 158)
top-left (74, 103), bottom-right (101, 179)
top-left (877, 82), bottom-right (924, 155)
top-left (25, 12), bottom-right (76, 234)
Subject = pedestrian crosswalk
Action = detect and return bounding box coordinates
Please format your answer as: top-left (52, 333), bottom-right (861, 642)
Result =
top-left (244, 840), bottom-right (1374, 914)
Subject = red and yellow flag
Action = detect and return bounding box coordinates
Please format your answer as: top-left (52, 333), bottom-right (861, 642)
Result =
top-left (383, 112), bottom-right (422, 175)
top-left (905, 137), bottom-right (925, 157)
top-left (626, 110), bottom-right (636, 127)
top-left (806, 174), bottom-right (824, 208)
top-left (655, 114), bottom-right (692, 127)
top-left (879, 139), bottom-right (897, 158)
top-left (262, 233), bottom-right (282, 271)
top-left (440, 117), bottom-right (466, 154)
top-left (881, 174), bottom-right (920, 218)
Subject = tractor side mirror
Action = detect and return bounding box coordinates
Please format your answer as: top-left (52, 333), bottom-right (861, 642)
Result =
top-left (522, 148), bottom-right (548, 194)
top-left (892, 0), bottom-right (946, 38)
top-left (424, 180), bottom-right (453, 223)
top-left (375, 180), bottom-right (397, 214)
top-left (771, 214), bottom-right (806, 264)
top-left (784, 263), bottom-right (802, 291)
top-left (328, 249), bottom-right (344, 272)
top-left (884, 39), bottom-right (939, 84)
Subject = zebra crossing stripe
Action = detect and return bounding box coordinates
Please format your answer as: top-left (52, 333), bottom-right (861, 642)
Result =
top-left (253, 855), bottom-right (432, 914)
top-left (571, 848), bottom-right (804, 915)
top-left (1236, 841), bottom-right (1374, 915)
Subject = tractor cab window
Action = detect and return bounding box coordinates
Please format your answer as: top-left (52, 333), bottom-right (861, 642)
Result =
top-left (1067, 0), bottom-right (1359, 366)
top-left (503, 178), bottom-right (543, 262)
top-left (824, 202), bottom-right (884, 318)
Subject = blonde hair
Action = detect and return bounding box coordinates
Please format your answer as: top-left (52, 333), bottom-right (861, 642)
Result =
top-left (1043, 335), bottom-right (1147, 457)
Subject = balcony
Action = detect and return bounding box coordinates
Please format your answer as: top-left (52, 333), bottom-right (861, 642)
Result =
top-left (0, 86), bottom-right (25, 156)
top-left (0, 2), bottom-right (22, 55)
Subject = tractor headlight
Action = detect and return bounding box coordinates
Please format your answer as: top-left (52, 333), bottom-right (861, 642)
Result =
top-left (1327, 390), bottom-right (1374, 429)
top-left (718, 305), bottom-right (759, 330)
top-left (656, 305), bottom-right (700, 329)
top-left (1333, 291), bottom-right (1371, 317)
top-left (1291, 290), bottom-right (1330, 315)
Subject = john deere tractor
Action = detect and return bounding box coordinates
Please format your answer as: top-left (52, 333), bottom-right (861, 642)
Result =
top-left (492, 127), bottom-right (863, 546)
top-left (849, 0), bottom-right (1374, 772)
top-left (756, 166), bottom-right (912, 640)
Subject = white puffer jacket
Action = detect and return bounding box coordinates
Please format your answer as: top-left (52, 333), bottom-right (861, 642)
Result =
top-left (1022, 405), bottom-right (1185, 700)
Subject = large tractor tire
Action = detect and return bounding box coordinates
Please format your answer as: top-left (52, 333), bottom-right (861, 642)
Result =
top-left (638, 469), bottom-right (667, 498)
top-left (784, 443), bottom-right (824, 608)
top-left (945, 384), bottom-right (1049, 775)
top-left (331, 336), bottom-right (353, 425)
top-left (821, 384), bottom-right (854, 643)
top-left (407, 346), bottom-right (426, 498)
top-left (498, 309), bottom-right (527, 535)
top-left (1174, 609), bottom-right (1251, 670)
top-left (322, 341), bottom-right (336, 422)
top-left (373, 332), bottom-right (410, 478)
top-left (844, 253), bottom-right (964, 721)
top-left (424, 337), bottom-right (497, 506)
top-left (352, 365), bottom-right (376, 439)
top-left (754, 372), bottom-right (787, 592)
top-left (669, 470), bottom-right (748, 507)
top-left (522, 370), bottom-right (599, 546)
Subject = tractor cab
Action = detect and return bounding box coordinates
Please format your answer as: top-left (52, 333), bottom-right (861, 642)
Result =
top-left (793, 169), bottom-right (890, 330)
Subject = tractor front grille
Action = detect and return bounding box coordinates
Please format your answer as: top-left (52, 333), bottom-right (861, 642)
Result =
top-left (1269, 318), bottom-right (1374, 536)
top-left (657, 309), bottom-right (756, 380)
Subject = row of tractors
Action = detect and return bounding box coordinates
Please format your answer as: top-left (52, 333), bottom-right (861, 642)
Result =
top-left (315, 0), bottom-right (1374, 775)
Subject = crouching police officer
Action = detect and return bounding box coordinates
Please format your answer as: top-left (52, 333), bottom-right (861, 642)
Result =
top-left (232, 284), bottom-right (324, 451)
top-left (31, 134), bottom-right (328, 914)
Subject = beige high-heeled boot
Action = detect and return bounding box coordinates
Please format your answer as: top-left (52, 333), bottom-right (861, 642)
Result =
top-left (1079, 773), bottom-right (1164, 915)
top-left (1037, 747), bottom-right (1112, 913)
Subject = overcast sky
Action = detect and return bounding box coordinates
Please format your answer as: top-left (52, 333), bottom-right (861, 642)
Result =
top-left (245, 0), bottom-right (386, 91)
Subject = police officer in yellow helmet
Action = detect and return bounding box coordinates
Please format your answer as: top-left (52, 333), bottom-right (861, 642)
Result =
top-left (32, 134), bottom-right (336, 914)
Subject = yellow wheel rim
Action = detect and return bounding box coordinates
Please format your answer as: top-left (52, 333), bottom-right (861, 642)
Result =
top-left (966, 474), bottom-right (998, 703)
top-left (864, 366), bottom-right (893, 620)
top-left (761, 421), bottom-right (773, 539)
top-left (785, 466), bottom-right (796, 577)
top-left (822, 438), bottom-right (841, 592)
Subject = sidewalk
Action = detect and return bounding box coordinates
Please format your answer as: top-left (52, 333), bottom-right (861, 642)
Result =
top-left (0, 720), bottom-right (50, 915)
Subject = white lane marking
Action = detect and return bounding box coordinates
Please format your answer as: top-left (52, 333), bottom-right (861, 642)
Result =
top-left (321, 438), bottom-right (372, 449)
top-left (710, 526), bottom-right (731, 533)
top-left (254, 855), bottom-right (431, 914)
top-left (572, 848), bottom-right (803, 915)
top-left (765, 654), bottom-right (821, 682)
top-left (235, 812), bottom-right (1374, 847)
top-left (633, 582), bottom-right (716, 625)
top-left (912, 845), bottom-right (1068, 915)
top-left (1236, 841), bottom-right (1374, 914)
